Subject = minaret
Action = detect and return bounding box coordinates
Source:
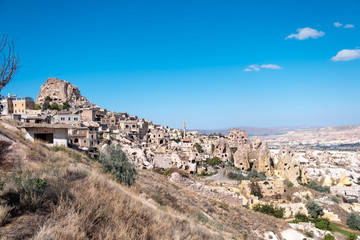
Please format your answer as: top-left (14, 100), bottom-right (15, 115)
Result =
top-left (183, 119), bottom-right (186, 139)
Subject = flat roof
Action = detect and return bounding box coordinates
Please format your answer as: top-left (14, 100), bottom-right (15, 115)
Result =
top-left (18, 123), bottom-right (75, 129)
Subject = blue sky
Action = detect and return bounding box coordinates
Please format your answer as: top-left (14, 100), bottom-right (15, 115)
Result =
top-left (0, 0), bottom-right (359, 129)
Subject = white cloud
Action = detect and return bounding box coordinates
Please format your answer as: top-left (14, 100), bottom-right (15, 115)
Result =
top-left (244, 64), bottom-right (282, 72)
top-left (244, 65), bottom-right (260, 72)
top-left (285, 27), bottom-right (325, 40)
top-left (331, 49), bottom-right (360, 61)
top-left (261, 64), bottom-right (282, 70)
top-left (334, 22), bottom-right (343, 27)
top-left (344, 24), bottom-right (354, 28)
top-left (334, 22), bottom-right (354, 29)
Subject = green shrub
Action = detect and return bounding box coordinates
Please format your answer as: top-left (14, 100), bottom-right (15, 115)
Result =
top-left (227, 172), bottom-right (245, 181)
top-left (346, 212), bottom-right (360, 230)
top-left (348, 233), bottom-right (357, 240)
top-left (323, 233), bottom-right (335, 240)
top-left (99, 145), bottom-right (137, 186)
top-left (306, 200), bottom-right (324, 218)
top-left (252, 203), bottom-right (285, 218)
top-left (50, 102), bottom-right (60, 110)
top-left (13, 175), bottom-right (48, 211)
top-left (305, 231), bottom-right (314, 238)
top-left (206, 157), bottom-right (221, 166)
top-left (295, 212), bottom-right (310, 222)
top-left (195, 143), bottom-right (203, 153)
top-left (313, 218), bottom-right (331, 230)
top-left (307, 181), bottom-right (330, 193)
top-left (247, 171), bottom-right (266, 180)
top-left (284, 179), bottom-right (294, 187)
top-left (331, 196), bottom-right (339, 203)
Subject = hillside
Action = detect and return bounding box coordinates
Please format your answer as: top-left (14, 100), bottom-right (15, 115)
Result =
top-left (0, 120), bottom-right (290, 240)
top-left (264, 125), bottom-right (360, 149)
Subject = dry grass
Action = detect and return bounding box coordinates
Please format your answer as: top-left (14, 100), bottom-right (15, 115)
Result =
top-left (34, 173), bottom-right (219, 240)
top-left (0, 205), bottom-right (10, 226)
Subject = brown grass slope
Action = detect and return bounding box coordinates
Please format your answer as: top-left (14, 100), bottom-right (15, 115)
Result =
top-left (0, 120), bottom-right (288, 240)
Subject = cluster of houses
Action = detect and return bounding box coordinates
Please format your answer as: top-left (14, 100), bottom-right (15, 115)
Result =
top-left (0, 93), bottom-right (220, 161)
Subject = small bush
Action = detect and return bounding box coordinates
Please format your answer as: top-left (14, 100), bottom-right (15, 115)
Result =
top-left (323, 233), bottom-right (335, 240)
top-left (99, 145), bottom-right (137, 186)
top-left (247, 171), bottom-right (266, 180)
top-left (346, 212), bottom-right (360, 230)
top-left (206, 157), bottom-right (222, 166)
top-left (306, 200), bottom-right (324, 218)
top-left (193, 210), bottom-right (209, 223)
top-left (331, 196), bottom-right (339, 203)
top-left (252, 203), bottom-right (285, 218)
top-left (307, 181), bottom-right (330, 193)
top-left (284, 179), bottom-right (294, 187)
top-left (313, 218), bottom-right (331, 230)
top-left (348, 233), bottom-right (357, 240)
top-left (195, 143), bottom-right (203, 153)
top-left (295, 212), bottom-right (310, 222)
top-left (227, 172), bottom-right (245, 181)
top-left (305, 231), bottom-right (314, 238)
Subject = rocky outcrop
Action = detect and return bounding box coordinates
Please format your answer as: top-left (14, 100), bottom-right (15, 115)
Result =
top-left (274, 146), bottom-right (302, 183)
top-left (170, 172), bottom-right (243, 206)
top-left (213, 138), bottom-right (233, 162)
top-left (227, 128), bottom-right (251, 148)
top-left (36, 77), bottom-right (94, 108)
top-left (233, 144), bottom-right (251, 171)
top-left (251, 141), bottom-right (273, 176)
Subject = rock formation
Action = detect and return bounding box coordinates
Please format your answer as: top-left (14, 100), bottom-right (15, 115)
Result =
top-left (213, 138), bottom-right (233, 162)
top-left (36, 77), bottom-right (94, 108)
top-left (274, 146), bottom-right (303, 183)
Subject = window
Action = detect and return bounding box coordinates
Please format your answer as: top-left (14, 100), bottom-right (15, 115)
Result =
top-left (68, 117), bottom-right (71, 121)
top-left (74, 117), bottom-right (78, 121)
top-left (61, 117), bottom-right (65, 121)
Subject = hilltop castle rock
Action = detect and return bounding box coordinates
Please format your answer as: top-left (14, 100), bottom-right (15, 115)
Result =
top-left (36, 77), bottom-right (95, 108)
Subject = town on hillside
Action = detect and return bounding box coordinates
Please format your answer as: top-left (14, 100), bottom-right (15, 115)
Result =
top-left (2, 77), bottom-right (360, 214)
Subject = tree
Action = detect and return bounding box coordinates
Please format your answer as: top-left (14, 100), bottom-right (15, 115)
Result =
top-left (305, 200), bottom-right (324, 218)
top-left (99, 144), bottom-right (137, 186)
top-left (42, 101), bottom-right (50, 111)
top-left (0, 35), bottom-right (20, 95)
top-left (346, 212), bottom-right (360, 230)
top-left (50, 102), bottom-right (60, 110)
top-left (62, 101), bottom-right (70, 110)
top-left (195, 143), bottom-right (203, 153)
top-left (34, 104), bottom-right (41, 110)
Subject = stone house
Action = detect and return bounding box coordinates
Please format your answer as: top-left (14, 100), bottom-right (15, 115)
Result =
top-left (52, 111), bottom-right (80, 125)
top-left (20, 123), bottom-right (71, 146)
top-left (68, 124), bottom-right (99, 152)
top-left (240, 180), bottom-right (285, 197)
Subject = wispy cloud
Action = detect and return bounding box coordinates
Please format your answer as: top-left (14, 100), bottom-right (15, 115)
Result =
top-left (285, 27), bottom-right (325, 40)
top-left (331, 49), bottom-right (360, 61)
top-left (344, 24), bottom-right (354, 28)
top-left (334, 22), bottom-right (343, 27)
top-left (244, 65), bottom-right (260, 72)
top-left (244, 64), bottom-right (282, 72)
top-left (261, 64), bottom-right (282, 70)
top-left (334, 22), bottom-right (355, 28)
